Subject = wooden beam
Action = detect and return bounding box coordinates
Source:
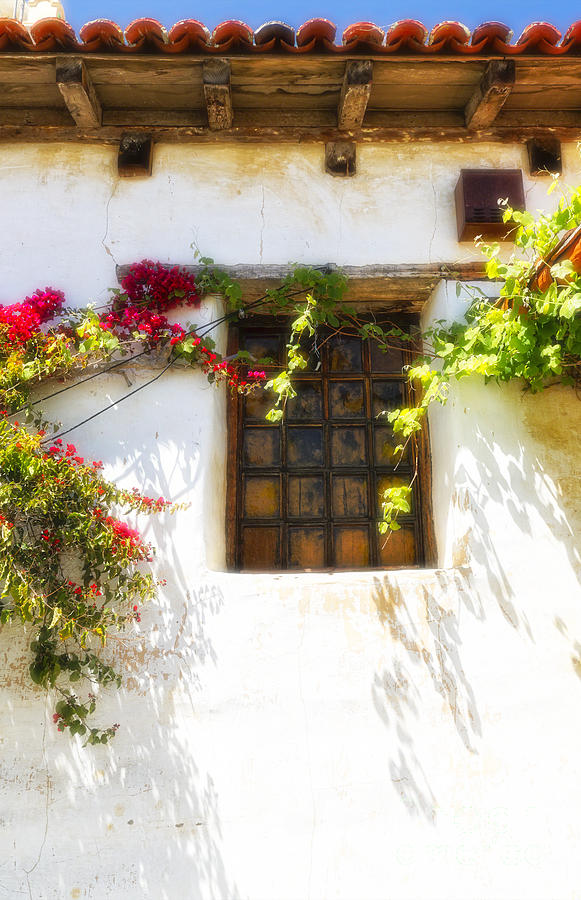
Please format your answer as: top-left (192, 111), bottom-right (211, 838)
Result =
top-left (325, 141), bottom-right (356, 176)
top-left (203, 59), bottom-right (233, 131)
top-left (2, 119), bottom-right (581, 145)
top-left (56, 57), bottom-right (102, 128)
top-left (465, 60), bottom-right (515, 130)
top-left (116, 261), bottom-right (493, 310)
top-left (338, 60), bottom-right (373, 130)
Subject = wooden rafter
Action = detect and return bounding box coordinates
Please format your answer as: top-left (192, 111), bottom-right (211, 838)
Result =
top-left (55, 57), bottom-right (101, 128)
top-left (464, 60), bottom-right (515, 130)
top-left (0, 53), bottom-right (577, 143)
top-left (338, 60), bottom-right (373, 130)
top-left (203, 59), bottom-right (233, 131)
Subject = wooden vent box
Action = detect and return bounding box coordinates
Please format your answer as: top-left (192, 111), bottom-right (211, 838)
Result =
top-left (455, 169), bottom-right (525, 242)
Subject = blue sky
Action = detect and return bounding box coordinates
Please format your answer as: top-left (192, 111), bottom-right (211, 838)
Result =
top-left (64, 0), bottom-right (580, 36)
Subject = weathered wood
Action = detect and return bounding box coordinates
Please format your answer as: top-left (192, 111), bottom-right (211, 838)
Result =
top-left (116, 261), bottom-right (492, 309)
top-left (338, 60), bottom-right (373, 130)
top-left (225, 323), bottom-right (241, 571)
top-left (1, 52), bottom-right (581, 147)
top-left (325, 141), bottom-right (356, 176)
top-left (417, 404), bottom-right (437, 567)
top-left (228, 84), bottom-right (340, 109)
top-left (504, 84), bottom-right (581, 111)
top-left (465, 60), bottom-right (515, 130)
top-left (0, 109), bottom-right (73, 127)
top-left (104, 109), bottom-right (206, 127)
top-left (3, 118), bottom-right (581, 145)
top-left (97, 81), bottom-right (204, 111)
top-left (369, 83), bottom-right (474, 110)
top-left (203, 59), bottom-right (233, 131)
top-left (56, 57), bottom-right (102, 128)
top-left (0, 83), bottom-right (64, 106)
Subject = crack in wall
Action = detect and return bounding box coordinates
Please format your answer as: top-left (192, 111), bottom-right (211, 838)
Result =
top-left (259, 183), bottom-right (265, 263)
top-left (23, 716), bottom-right (50, 899)
top-left (101, 180), bottom-right (120, 265)
top-left (428, 167), bottom-right (438, 263)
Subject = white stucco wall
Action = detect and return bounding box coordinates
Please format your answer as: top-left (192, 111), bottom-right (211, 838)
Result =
top-left (1, 142), bottom-right (581, 900)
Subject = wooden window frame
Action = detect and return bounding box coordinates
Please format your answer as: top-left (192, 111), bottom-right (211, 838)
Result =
top-left (226, 314), bottom-right (436, 572)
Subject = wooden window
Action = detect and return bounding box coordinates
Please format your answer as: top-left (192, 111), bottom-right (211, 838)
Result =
top-left (226, 318), bottom-right (432, 571)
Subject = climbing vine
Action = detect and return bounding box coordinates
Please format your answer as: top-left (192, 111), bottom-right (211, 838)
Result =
top-left (379, 180), bottom-right (581, 530)
top-left (3, 177), bottom-right (581, 744)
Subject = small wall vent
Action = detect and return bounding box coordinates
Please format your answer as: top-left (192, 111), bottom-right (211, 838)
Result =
top-left (118, 134), bottom-right (154, 177)
top-left (527, 139), bottom-right (562, 177)
top-left (454, 169), bottom-right (525, 242)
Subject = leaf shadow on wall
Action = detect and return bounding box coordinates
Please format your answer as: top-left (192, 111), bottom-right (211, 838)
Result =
top-left (463, 391), bottom-right (581, 635)
top-left (371, 570), bottom-right (481, 825)
top-left (370, 383), bottom-right (581, 827)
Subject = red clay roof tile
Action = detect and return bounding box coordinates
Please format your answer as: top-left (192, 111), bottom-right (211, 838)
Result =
top-left (1, 16), bottom-right (581, 55)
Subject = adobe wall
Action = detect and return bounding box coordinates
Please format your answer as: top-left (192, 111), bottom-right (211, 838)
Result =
top-left (1, 142), bottom-right (580, 900)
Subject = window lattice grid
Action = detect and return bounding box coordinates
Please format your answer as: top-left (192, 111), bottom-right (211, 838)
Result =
top-left (234, 324), bottom-right (423, 571)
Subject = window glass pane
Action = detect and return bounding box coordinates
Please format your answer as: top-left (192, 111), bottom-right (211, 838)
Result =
top-left (332, 475), bottom-right (368, 518)
top-left (287, 381), bottom-right (323, 420)
top-left (287, 427), bottom-right (324, 468)
top-left (243, 475), bottom-right (280, 518)
top-left (241, 526), bottom-right (280, 569)
top-left (370, 339), bottom-right (405, 373)
top-left (329, 335), bottom-right (363, 372)
top-left (242, 334), bottom-right (282, 365)
top-left (331, 426), bottom-right (367, 467)
top-left (245, 387), bottom-right (275, 420)
top-left (329, 381), bottom-right (365, 418)
top-left (377, 526), bottom-right (416, 567)
top-left (372, 380), bottom-right (404, 418)
top-left (289, 527), bottom-right (325, 569)
top-left (288, 476), bottom-right (325, 518)
top-left (243, 427), bottom-right (280, 467)
top-left (298, 334), bottom-right (323, 372)
top-left (373, 426), bottom-right (404, 466)
top-left (334, 526), bottom-right (370, 568)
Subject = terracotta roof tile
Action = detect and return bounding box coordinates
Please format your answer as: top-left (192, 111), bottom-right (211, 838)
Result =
top-left (342, 22), bottom-right (385, 48)
top-left (254, 21), bottom-right (295, 48)
top-left (1, 16), bottom-right (581, 55)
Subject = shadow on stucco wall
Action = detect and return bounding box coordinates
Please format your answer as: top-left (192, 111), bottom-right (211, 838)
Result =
top-left (0, 580), bottom-right (239, 899)
top-left (0, 370), bottom-right (239, 899)
top-left (369, 381), bottom-right (581, 828)
top-left (371, 569), bottom-right (480, 825)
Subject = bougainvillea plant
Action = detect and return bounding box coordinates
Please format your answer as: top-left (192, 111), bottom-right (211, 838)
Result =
top-left (0, 261), bottom-right (266, 744)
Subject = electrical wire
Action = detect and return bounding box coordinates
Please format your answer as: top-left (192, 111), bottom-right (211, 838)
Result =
top-left (42, 356), bottom-right (177, 445)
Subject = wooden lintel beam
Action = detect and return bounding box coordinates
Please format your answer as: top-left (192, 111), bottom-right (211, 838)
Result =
top-left (203, 59), bottom-right (233, 131)
top-left (56, 57), bottom-right (101, 128)
top-left (465, 60), bottom-right (515, 130)
top-left (116, 260), bottom-right (492, 308)
top-left (338, 60), bottom-right (373, 130)
top-left (116, 261), bottom-right (490, 282)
